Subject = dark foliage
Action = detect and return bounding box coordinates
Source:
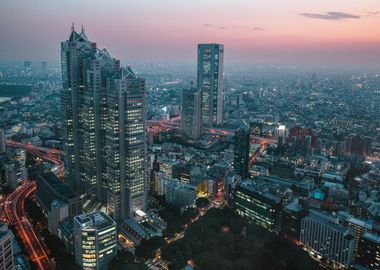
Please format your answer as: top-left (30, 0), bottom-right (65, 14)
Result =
top-left (135, 237), bottom-right (165, 259)
top-left (161, 208), bottom-right (321, 270)
top-left (24, 198), bottom-right (45, 224)
top-left (41, 230), bottom-right (79, 270)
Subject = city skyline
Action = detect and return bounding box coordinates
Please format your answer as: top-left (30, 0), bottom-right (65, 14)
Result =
top-left (1, 0), bottom-right (380, 67)
top-left (1, 2), bottom-right (380, 270)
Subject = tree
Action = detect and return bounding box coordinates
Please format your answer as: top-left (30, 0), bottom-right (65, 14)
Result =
top-left (135, 237), bottom-right (165, 259)
top-left (196, 197), bottom-right (210, 209)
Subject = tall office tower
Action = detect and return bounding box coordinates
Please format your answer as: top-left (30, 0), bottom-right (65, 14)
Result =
top-left (0, 223), bottom-right (14, 270)
top-left (197, 43), bottom-right (224, 128)
top-left (233, 128), bottom-right (250, 179)
top-left (74, 211), bottom-right (117, 270)
top-left (181, 88), bottom-right (201, 140)
top-left (82, 48), bottom-right (120, 200)
top-left (105, 67), bottom-right (147, 220)
top-left (0, 129), bottom-right (6, 154)
top-left (61, 25), bottom-right (97, 193)
top-left (61, 26), bottom-right (147, 219)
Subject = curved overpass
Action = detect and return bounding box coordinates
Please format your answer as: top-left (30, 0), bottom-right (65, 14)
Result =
top-left (6, 140), bottom-right (64, 174)
top-left (4, 181), bottom-right (54, 270)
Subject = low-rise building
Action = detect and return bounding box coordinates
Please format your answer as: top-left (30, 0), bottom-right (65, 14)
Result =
top-left (234, 181), bottom-right (282, 231)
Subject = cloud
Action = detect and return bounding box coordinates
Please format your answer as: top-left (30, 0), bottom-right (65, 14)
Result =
top-left (367, 11), bottom-right (379, 17)
top-left (252, 27), bottom-right (266, 31)
top-left (299, 11), bottom-right (360, 20)
top-left (202, 24), bottom-right (227, 30)
top-left (203, 24), bottom-right (266, 33)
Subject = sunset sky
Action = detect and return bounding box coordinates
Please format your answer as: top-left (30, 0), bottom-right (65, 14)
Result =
top-left (1, 0), bottom-right (380, 67)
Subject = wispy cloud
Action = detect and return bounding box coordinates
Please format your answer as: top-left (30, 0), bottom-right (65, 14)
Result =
top-left (203, 24), bottom-right (228, 30)
top-left (366, 11), bottom-right (379, 17)
top-left (299, 11), bottom-right (360, 20)
top-left (202, 24), bottom-right (266, 33)
top-left (252, 27), bottom-right (266, 31)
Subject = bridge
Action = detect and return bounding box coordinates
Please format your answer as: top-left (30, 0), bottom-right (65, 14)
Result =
top-left (6, 140), bottom-right (64, 175)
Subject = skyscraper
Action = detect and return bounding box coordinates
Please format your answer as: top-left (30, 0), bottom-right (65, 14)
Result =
top-left (0, 129), bottom-right (6, 154)
top-left (61, 24), bottom-right (97, 193)
top-left (181, 88), bottom-right (201, 140)
top-left (233, 128), bottom-right (250, 179)
top-left (197, 43), bottom-right (224, 128)
top-left (61, 26), bottom-right (147, 220)
top-left (105, 67), bottom-right (147, 220)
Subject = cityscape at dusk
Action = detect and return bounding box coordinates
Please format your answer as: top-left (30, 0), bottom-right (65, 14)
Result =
top-left (0, 1), bottom-right (380, 270)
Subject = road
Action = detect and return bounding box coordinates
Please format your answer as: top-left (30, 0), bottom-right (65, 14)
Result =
top-left (4, 182), bottom-right (54, 270)
top-left (6, 139), bottom-right (64, 174)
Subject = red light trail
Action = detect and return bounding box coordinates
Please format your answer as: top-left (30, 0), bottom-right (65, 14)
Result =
top-left (4, 182), bottom-right (54, 270)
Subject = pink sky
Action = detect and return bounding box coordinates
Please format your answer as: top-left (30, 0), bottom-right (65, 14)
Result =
top-left (0, 0), bottom-right (379, 66)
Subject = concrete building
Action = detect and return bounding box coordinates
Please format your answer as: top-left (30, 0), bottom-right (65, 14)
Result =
top-left (235, 181), bottom-right (282, 231)
top-left (36, 173), bottom-right (82, 221)
top-left (0, 129), bottom-right (6, 154)
top-left (181, 88), bottom-right (201, 140)
top-left (197, 43), bottom-right (224, 128)
top-left (347, 217), bottom-right (373, 258)
top-left (48, 200), bottom-right (69, 236)
top-left (105, 67), bottom-right (147, 220)
top-left (300, 210), bottom-right (355, 269)
top-left (163, 179), bottom-right (196, 207)
top-left (61, 25), bottom-right (97, 193)
top-left (356, 232), bottom-right (380, 269)
top-left (0, 223), bottom-right (13, 270)
top-left (74, 211), bottom-right (116, 270)
top-left (233, 128), bottom-right (250, 179)
top-left (61, 26), bottom-right (147, 220)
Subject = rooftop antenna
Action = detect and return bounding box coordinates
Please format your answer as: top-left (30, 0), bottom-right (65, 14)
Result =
top-left (71, 22), bottom-right (75, 32)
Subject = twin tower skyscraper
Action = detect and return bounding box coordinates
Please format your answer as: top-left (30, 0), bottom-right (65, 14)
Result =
top-left (60, 25), bottom-right (147, 221)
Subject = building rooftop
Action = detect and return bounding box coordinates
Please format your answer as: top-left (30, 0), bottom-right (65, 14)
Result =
top-left (75, 211), bottom-right (115, 231)
top-left (307, 210), bottom-right (352, 234)
top-left (238, 180), bottom-right (281, 204)
top-left (362, 231), bottom-right (380, 244)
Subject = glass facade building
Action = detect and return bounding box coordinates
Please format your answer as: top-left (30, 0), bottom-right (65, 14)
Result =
top-left (197, 43), bottom-right (224, 128)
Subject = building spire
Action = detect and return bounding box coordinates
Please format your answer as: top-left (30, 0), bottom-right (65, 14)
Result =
top-left (81, 25), bottom-right (85, 34)
top-left (71, 22), bottom-right (75, 32)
